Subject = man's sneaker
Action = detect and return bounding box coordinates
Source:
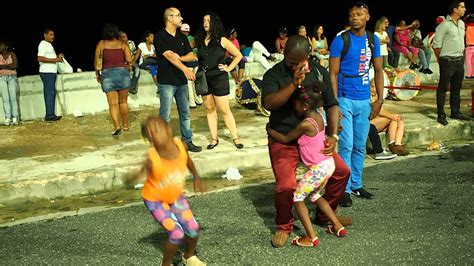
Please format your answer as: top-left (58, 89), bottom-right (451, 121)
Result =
top-left (374, 149), bottom-right (397, 160)
top-left (182, 255), bottom-right (206, 266)
top-left (351, 188), bottom-right (373, 199)
top-left (339, 193), bottom-right (352, 207)
top-left (45, 115), bottom-right (62, 122)
top-left (11, 117), bottom-right (19, 125)
top-left (187, 142), bottom-right (202, 152)
top-left (3, 118), bottom-right (11, 126)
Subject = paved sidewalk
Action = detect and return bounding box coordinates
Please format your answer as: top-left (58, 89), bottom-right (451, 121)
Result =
top-left (0, 82), bottom-right (472, 204)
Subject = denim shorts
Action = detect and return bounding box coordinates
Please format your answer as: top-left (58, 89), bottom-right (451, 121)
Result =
top-left (100, 67), bottom-right (131, 93)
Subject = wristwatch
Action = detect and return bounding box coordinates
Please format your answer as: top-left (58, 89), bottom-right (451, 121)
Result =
top-left (330, 134), bottom-right (339, 141)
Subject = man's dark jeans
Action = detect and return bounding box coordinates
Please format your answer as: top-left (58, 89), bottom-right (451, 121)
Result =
top-left (39, 73), bottom-right (57, 119)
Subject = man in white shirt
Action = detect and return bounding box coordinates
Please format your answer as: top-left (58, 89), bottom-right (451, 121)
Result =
top-left (37, 29), bottom-right (63, 121)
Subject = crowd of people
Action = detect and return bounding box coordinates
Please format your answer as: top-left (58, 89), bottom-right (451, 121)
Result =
top-left (1, 1), bottom-right (473, 265)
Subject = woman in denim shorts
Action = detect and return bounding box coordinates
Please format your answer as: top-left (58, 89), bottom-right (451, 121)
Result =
top-left (95, 24), bottom-right (132, 136)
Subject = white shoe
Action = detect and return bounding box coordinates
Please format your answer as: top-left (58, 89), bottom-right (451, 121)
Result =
top-left (3, 118), bottom-right (11, 126)
top-left (375, 149), bottom-right (397, 160)
top-left (11, 117), bottom-right (19, 125)
top-left (182, 255), bottom-right (206, 266)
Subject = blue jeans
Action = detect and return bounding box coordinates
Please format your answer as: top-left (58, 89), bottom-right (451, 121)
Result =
top-left (0, 75), bottom-right (19, 119)
top-left (39, 73), bottom-right (57, 119)
top-left (338, 97), bottom-right (371, 193)
top-left (158, 84), bottom-right (193, 143)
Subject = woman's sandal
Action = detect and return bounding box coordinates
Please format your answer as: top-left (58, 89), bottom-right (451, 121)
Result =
top-left (232, 138), bottom-right (244, 149)
top-left (207, 139), bottom-right (219, 150)
top-left (123, 125), bottom-right (129, 131)
top-left (291, 236), bottom-right (320, 247)
top-left (326, 226), bottom-right (348, 237)
top-left (111, 128), bottom-right (122, 136)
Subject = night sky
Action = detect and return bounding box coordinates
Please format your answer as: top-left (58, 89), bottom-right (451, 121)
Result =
top-left (1, 0), bottom-right (461, 76)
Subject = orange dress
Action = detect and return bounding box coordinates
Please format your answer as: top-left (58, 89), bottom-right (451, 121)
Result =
top-left (141, 138), bottom-right (189, 203)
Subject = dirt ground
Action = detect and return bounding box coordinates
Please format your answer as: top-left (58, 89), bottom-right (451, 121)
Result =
top-left (0, 103), bottom-right (263, 161)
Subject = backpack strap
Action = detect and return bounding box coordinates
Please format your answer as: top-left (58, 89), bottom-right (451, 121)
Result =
top-left (340, 31), bottom-right (350, 62)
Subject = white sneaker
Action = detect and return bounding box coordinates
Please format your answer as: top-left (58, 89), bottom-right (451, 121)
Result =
top-left (182, 255), bottom-right (206, 266)
top-left (375, 149), bottom-right (397, 160)
top-left (11, 117), bottom-right (18, 125)
top-left (3, 118), bottom-right (11, 126)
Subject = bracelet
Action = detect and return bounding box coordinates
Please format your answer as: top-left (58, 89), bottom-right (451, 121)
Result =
top-left (330, 134), bottom-right (339, 141)
top-left (376, 100), bottom-right (384, 103)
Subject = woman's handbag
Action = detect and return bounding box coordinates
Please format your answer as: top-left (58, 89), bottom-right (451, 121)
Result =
top-left (194, 68), bottom-right (208, 95)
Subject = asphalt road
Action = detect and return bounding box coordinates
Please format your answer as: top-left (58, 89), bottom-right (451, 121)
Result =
top-left (1, 144), bottom-right (473, 265)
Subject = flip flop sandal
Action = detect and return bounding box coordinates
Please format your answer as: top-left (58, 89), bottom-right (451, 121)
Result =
top-left (326, 226), bottom-right (348, 237)
top-left (291, 236), bottom-right (320, 247)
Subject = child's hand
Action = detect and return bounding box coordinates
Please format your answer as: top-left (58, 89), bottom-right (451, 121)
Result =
top-left (193, 177), bottom-right (207, 193)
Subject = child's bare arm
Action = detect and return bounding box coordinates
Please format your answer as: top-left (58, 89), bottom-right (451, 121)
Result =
top-left (266, 122), bottom-right (309, 144)
top-left (125, 159), bottom-right (150, 188)
top-left (186, 157), bottom-right (206, 192)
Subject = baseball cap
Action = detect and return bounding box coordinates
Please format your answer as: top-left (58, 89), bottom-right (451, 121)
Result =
top-left (435, 16), bottom-right (445, 24)
top-left (181, 23), bottom-right (190, 32)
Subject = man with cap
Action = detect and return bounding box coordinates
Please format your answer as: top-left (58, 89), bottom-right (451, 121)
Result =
top-left (180, 23), bottom-right (202, 108)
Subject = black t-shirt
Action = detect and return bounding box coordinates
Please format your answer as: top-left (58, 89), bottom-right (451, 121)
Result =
top-left (154, 29), bottom-right (192, 86)
top-left (261, 61), bottom-right (338, 135)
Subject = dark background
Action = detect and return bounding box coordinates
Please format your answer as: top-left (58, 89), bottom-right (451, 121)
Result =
top-left (1, 0), bottom-right (457, 76)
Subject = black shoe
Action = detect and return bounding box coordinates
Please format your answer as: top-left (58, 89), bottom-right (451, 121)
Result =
top-left (450, 113), bottom-right (471, 121)
top-left (45, 115), bottom-right (62, 122)
top-left (187, 142), bottom-right (202, 152)
top-left (232, 138), bottom-right (244, 149)
top-left (437, 116), bottom-right (448, 126)
top-left (111, 128), bottom-right (121, 136)
top-left (206, 139), bottom-right (219, 150)
top-left (351, 188), bottom-right (373, 199)
top-left (339, 193), bottom-right (353, 207)
top-left (425, 68), bottom-right (433, 74)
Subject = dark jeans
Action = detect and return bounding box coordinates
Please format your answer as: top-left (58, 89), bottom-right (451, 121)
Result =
top-left (39, 73), bottom-right (57, 119)
top-left (130, 63), bottom-right (140, 92)
top-left (388, 45), bottom-right (400, 68)
top-left (368, 124), bottom-right (383, 154)
top-left (437, 57), bottom-right (465, 117)
top-left (268, 137), bottom-right (350, 232)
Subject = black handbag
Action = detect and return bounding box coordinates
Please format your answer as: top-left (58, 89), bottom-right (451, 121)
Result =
top-left (194, 68), bottom-right (208, 95)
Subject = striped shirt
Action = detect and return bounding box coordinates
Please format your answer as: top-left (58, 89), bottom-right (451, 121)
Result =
top-left (432, 15), bottom-right (465, 57)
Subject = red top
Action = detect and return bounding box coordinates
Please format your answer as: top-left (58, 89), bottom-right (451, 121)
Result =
top-left (103, 48), bottom-right (127, 69)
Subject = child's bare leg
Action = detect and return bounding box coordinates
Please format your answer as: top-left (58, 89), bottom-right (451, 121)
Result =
top-left (163, 240), bottom-right (179, 266)
top-left (294, 201), bottom-right (317, 244)
top-left (315, 197), bottom-right (343, 231)
top-left (183, 236), bottom-right (198, 259)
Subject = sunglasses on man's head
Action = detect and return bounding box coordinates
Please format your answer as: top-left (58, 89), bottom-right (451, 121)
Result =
top-left (352, 2), bottom-right (369, 10)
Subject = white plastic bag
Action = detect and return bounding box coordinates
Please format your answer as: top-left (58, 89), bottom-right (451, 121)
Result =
top-left (221, 167), bottom-right (242, 180)
top-left (57, 57), bottom-right (74, 74)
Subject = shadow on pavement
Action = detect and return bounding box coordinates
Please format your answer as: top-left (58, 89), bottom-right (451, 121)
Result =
top-left (239, 183), bottom-right (276, 233)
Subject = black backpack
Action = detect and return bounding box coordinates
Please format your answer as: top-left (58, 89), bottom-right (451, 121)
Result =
top-left (340, 30), bottom-right (375, 77)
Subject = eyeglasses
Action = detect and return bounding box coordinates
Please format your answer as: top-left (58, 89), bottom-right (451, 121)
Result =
top-left (352, 2), bottom-right (369, 10)
top-left (170, 13), bottom-right (182, 18)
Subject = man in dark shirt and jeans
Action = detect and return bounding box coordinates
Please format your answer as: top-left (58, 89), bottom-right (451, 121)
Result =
top-left (262, 35), bottom-right (351, 248)
top-left (155, 7), bottom-right (202, 152)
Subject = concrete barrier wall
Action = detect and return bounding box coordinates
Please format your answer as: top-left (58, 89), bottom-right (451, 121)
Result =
top-left (0, 62), bottom-right (269, 123)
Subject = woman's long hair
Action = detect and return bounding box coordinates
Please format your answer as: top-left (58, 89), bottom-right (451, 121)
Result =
top-left (195, 11), bottom-right (225, 47)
